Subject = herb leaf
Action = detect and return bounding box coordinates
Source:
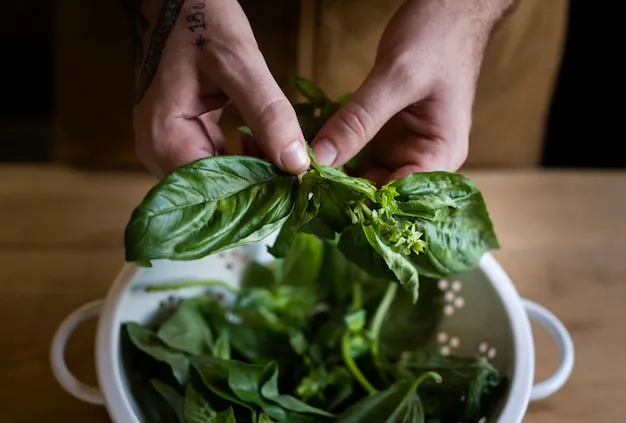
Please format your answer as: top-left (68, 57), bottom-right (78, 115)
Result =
top-left (150, 379), bottom-right (185, 422)
top-left (156, 297), bottom-right (215, 356)
top-left (125, 156), bottom-right (298, 262)
top-left (124, 322), bottom-right (190, 384)
top-left (391, 172), bottom-right (499, 277)
top-left (184, 383), bottom-right (217, 423)
top-left (291, 77), bottom-right (328, 103)
top-left (334, 374), bottom-right (440, 423)
top-left (339, 224), bottom-right (421, 302)
top-left (269, 174), bottom-right (321, 258)
top-left (260, 363), bottom-right (335, 418)
top-left (397, 349), bottom-right (503, 421)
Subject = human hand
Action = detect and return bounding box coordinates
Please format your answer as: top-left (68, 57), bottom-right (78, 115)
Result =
top-left (132, 0), bottom-right (309, 179)
top-left (310, 0), bottom-right (514, 185)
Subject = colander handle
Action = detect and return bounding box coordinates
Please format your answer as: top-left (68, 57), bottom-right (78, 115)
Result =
top-left (522, 299), bottom-right (575, 401)
top-left (50, 300), bottom-right (105, 405)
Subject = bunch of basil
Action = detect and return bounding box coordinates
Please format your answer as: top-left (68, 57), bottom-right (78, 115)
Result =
top-left (121, 77), bottom-right (503, 422)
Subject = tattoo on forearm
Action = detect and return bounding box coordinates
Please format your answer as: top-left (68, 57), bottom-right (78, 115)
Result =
top-left (134, 0), bottom-right (185, 105)
top-left (187, 2), bottom-right (209, 51)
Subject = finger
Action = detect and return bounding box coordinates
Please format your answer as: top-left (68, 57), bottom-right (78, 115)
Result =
top-left (137, 117), bottom-right (218, 179)
top-left (197, 109), bottom-right (227, 155)
top-left (310, 64), bottom-right (423, 167)
top-left (203, 44), bottom-right (309, 174)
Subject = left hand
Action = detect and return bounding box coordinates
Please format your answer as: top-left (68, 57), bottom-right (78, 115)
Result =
top-left (310, 0), bottom-right (514, 185)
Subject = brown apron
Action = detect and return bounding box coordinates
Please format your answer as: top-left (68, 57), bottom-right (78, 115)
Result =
top-left (53, 0), bottom-right (569, 170)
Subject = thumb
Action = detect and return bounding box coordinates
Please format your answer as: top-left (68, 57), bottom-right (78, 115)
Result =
top-left (311, 67), bottom-right (415, 167)
top-left (211, 50), bottom-right (309, 174)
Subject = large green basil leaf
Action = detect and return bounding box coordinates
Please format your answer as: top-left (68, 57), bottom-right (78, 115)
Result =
top-left (338, 224), bottom-right (420, 302)
top-left (391, 172), bottom-right (499, 277)
top-left (125, 155), bottom-right (299, 262)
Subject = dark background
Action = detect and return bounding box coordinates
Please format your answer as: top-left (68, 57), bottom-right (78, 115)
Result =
top-left (0, 1), bottom-right (623, 167)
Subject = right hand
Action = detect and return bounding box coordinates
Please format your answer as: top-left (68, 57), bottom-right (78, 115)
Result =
top-left (132, 0), bottom-right (309, 179)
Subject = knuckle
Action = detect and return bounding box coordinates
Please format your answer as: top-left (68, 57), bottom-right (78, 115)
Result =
top-left (337, 101), bottom-right (374, 144)
top-left (254, 97), bottom-right (295, 145)
top-left (258, 97), bottom-right (290, 127)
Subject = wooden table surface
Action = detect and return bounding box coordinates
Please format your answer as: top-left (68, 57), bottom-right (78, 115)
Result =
top-left (1, 165), bottom-right (625, 422)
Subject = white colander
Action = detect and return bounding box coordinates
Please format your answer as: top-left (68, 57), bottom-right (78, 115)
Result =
top-left (50, 234), bottom-right (574, 423)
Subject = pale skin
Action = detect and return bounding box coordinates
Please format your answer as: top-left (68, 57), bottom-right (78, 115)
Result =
top-left (132, 0), bottom-right (516, 184)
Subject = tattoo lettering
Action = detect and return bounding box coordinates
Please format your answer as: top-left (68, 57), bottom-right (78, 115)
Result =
top-left (187, 2), bottom-right (209, 51)
top-left (134, 0), bottom-right (185, 105)
top-left (186, 3), bottom-right (207, 32)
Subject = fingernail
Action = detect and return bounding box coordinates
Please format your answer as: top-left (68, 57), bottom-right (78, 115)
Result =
top-left (312, 140), bottom-right (337, 166)
top-left (280, 139), bottom-right (309, 173)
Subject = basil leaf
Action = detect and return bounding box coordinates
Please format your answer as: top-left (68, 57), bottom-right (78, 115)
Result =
top-left (278, 233), bottom-right (324, 286)
top-left (317, 166), bottom-right (377, 202)
top-left (125, 155), bottom-right (298, 262)
top-left (241, 261), bottom-right (277, 290)
top-left (213, 408), bottom-right (237, 423)
top-left (258, 413), bottom-right (275, 423)
top-left (336, 373), bottom-right (441, 423)
top-left (397, 349), bottom-right (502, 421)
top-left (269, 173), bottom-right (321, 258)
top-left (339, 224), bottom-right (420, 302)
top-left (379, 277), bottom-right (444, 358)
top-left (157, 297), bottom-right (215, 356)
top-left (260, 363), bottom-right (335, 418)
top-left (189, 356), bottom-right (256, 411)
top-left (226, 360), bottom-right (286, 420)
top-left (391, 172), bottom-right (499, 277)
top-left (209, 316), bottom-right (293, 364)
top-left (395, 194), bottom-right (458, 222)
top-left (338, 224), bottom-right (396, 281)
top-left (184, 383), bottom-right (216, 423)
top-left (150, 379), bottom-right (185, 422)
top-left (124, 322), bottom-right (190, 384)
top-left (318, 238), bottom-right (372, 306)
top-left (291, 76), bottom-right (328, 102)
top-left (333, 379), bottom-right (413, 422)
